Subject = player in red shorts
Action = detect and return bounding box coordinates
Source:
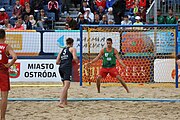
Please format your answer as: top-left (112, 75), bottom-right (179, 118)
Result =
top-left (86, 38), bottom-right (129, 93)
top-left (0, 29), bottom-right (17, 120)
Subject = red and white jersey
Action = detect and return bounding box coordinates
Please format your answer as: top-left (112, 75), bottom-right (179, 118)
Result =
top-left (0, 43), bottom-right (8, 71)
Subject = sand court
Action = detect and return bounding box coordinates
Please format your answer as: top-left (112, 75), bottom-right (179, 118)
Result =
top-left (4, 82), bottom-right (180, 120)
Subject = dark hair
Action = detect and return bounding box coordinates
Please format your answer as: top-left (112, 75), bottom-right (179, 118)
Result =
top-left (157, 9), bottom-right (161, 12)
top-left (0, 29), bottom-right (5, 39)
top-left (169, 8), bottom-right (173, 12)
top-left (124, 15), bottom-right (128, 18)
top-left (66, 38), bottom-right (74, 45)
top-left (106, 38), bottom-right (112, 43)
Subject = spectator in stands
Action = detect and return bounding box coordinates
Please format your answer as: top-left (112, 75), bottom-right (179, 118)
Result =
top-left (99, 14), bottom-right (108, 24)
top-left (84, 8), bottom-right (94, 23)
top-left (31, 0), bottom-right (44, 10)
top-left (96, 6), bottom-right (105, 20)
top-left (76, 12), bottom-right (82, 23)
top-left (66, 15), bottom-right (77, 30)
top-left (106, 0), bottom-right (115, 9)
top-left (61, 0), bottom-right (70, 15)
top-left (37, 9), bottom-right (48, 30)
top-left (121, 15), bottom-right (132, 25)
top-left (133, 16), bottom-right (143, 25)
top-left (139, 7), bottom-right (146, 23)
top-left (77, 14), bottom-right (89, 29)
top-left (80, 0), bottom-right (91, 14)
top-left (93, 14), bottom-right (100, 24)
top-left (22, 2), bottom-right (34, 20)
top-left (166, 9), bottom-right (177, 24)
top-left (107, 7), bottom-right (114, 22)
top-left (149, 9), bottom-right (165, 24)
top-left (94, 0), bottom-right (106, 11)
top-left (133, 16), bottom-right (143, 30)
top-left (48, 0), bottom-right (59, 21)
top-left (10, 20), bottom-right (24, 30)
top-left (108, 20), bottom-right (114, 24)
top-left (72, 0), bottom-right (77, 8)
top-left (12, 0), bottom-right (24, 20)
top-left (64, 23), bottom-right (71, 30)
top-left (24, 15), bottom-right (32, 30)
top-left (17, 16), bottom-right (27, 29)
top-left (0, 8), bottom-right (9, 26)
top-left (29, 15), bottom-right (36, 28)
top-left (20, 0), bottom-right (30, 7)
top-left (112, 0), bottom-right (126, 24)
top-left (130, 0), bottom-right (140, 17)
top-left (2, 19), bottom-right (12, 30)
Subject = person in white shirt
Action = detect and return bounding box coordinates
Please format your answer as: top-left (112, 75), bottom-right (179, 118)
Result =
top-left (106, 7), bottom-right (114, 22)
top-left (121, 15), bottom-right (132, 25)
top-left (84, 8), bottom-right (94, 23)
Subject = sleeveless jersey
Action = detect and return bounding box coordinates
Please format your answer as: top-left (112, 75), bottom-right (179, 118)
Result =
top-left (102, 48), bottom-right (116, 68)
top-left (0, 43), bottom-right (8, 72)
top-left (59, 47), bottom-right (73, 68)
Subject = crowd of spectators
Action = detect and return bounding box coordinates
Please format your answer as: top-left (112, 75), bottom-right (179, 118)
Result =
top-left (0, 0), bottom-right (60, 30)
top-left (0, 0), bottom-right (179, 30)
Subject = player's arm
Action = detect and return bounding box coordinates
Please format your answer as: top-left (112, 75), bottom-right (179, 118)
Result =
top-left (56, 50), bottom-right (62, 65)
top-left (72, 47), bottom-right (78, 63)
top-left (89, 49), bottom-right (104, 64)
top-left (176, 54), bottom-right (180, 66)
top-left (114, 49), bottom-right (126, 68)
top-left (4, 45), bottom-right (17, 68)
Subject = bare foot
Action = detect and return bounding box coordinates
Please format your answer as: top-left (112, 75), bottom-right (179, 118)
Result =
top-left (58, 103), bottom-right (65, 108)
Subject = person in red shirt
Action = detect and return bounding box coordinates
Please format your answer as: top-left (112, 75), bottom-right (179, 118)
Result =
top-left (10, 20), bottom-right (24, 30)
top-left (95, 0), bottom-right (106, 10)
top-left (20, 0), bottom-right (30, 7)
top-left (0, 29), bottom-right (17, 120)
top-left (12, 0), bottom-right (24, 20)
top-left (48, 0), bottom-right (59, 21)
top-left (0, 8), bottom-right (9, 25)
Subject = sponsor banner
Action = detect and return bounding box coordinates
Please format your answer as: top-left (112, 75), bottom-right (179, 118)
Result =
top-left (82, 58), bottom-right (151, 83)
top-left (6, 32), bottom-right (41, 55)
top-left (10, 59), bottom-right (60, 82)
top-left (43, 31), bottom-right (120, 54)
top-left (154, 59), bottom-right (178, 82)
top-left (122, 31), bottom-right (176, 54)
top-left (10, 59), bottom-right (79, 82)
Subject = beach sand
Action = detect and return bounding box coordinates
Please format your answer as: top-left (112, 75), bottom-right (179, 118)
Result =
top-left (5, 82), bottom-right (180, 120)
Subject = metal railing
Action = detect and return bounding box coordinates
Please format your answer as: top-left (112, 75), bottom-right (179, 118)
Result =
top-left (146, 0), bottom-right (180, 23)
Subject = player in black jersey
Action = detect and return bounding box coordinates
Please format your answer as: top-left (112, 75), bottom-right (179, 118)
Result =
top-left (56, 38), bottom-right (78, 108)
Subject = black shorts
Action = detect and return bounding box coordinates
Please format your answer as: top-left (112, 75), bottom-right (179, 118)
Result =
top-left (59, 67), bottom-right (72, 81)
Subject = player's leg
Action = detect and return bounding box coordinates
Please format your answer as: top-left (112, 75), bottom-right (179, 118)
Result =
top-left (1, 91), bottom-right (8, 120)
top-left (116, 75), bottom-right (130, 93)
top-left (109, 67), bottom-right (130, 93)
top-left (97, 68), bottom-right (108, 93)
top-left (96, 75), bottom-right (102, 93)
top-left (59, 80), bottom-right (70, 108)
top-left (62, 81), bottom-right (67, 105)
